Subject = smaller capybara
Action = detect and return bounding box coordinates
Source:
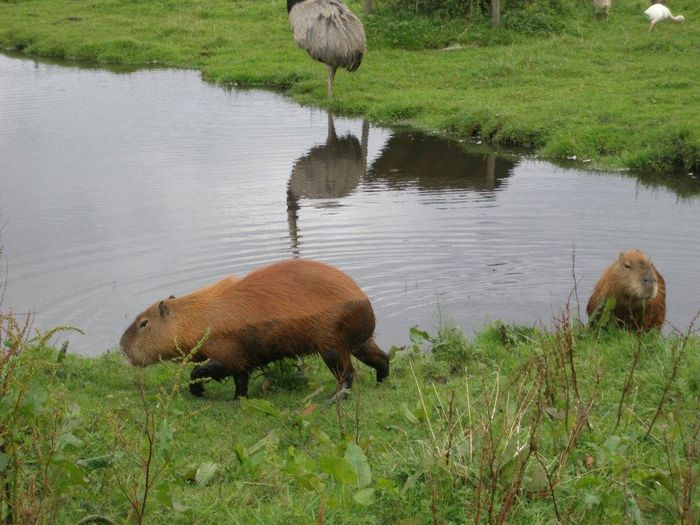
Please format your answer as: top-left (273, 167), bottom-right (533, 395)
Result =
top-left (586, 249), bottom-right (665, 330)
top-left (119, 259), bottom-right (389, 398)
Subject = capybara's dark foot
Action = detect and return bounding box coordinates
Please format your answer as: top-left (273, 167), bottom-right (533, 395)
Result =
top-left (189, 360), bottom-right (232, 397)
top-left (233, 372), bottom-right (250, 399)
top-left (189, 380), bottom-right (205, 397)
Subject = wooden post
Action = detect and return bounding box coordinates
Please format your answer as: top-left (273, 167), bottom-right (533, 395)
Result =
top-left (491, 0), bottom-right (500, 27)
top-left (362, 0), bottom-right (373, 14)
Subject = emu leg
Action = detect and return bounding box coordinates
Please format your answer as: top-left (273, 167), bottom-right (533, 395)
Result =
top-left (327, 65), bottom-right (337, 100)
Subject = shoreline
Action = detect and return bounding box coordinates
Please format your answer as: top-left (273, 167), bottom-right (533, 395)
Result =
top-left (1, 0), bottom-right (698, 175)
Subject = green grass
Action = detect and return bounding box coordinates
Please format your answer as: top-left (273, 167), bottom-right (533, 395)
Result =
top-left (0, 0), bottom-right (698, 173)
top-left (3, 314), bottom-right (700, 523)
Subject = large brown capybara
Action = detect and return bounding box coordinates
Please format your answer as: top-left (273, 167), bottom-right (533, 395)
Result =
top-left (586, 249), bottom-right (666, 330)
top-left (119, 259), bottom-right (389, 398)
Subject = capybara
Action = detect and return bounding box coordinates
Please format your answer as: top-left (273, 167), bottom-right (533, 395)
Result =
top-left (119, 259), bottom-right (389, 398)
top-left (586, 250), bottom-right (666, 330)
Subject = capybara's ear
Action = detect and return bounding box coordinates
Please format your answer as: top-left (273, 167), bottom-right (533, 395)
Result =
top-left (168, 295), bottom-right (176, 299)
top-left (159, 300), bottom-right (170, 318)
top-left (617, 252), bottom-right (625, 264)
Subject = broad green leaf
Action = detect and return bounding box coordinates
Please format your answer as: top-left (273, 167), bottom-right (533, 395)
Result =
top-left (353, 487), bottom-right (375, 506)
top-left (409, 326), bottom-right (433, 346)
top-left (247, 431), bottom-right (277, 457)
top-left (52, 459), bottom-right (87, 487)
top-left (584, 493), bottom-right (600, 508)
top-left (375, 477), bottom-right (396, 491)
top-left (156, 484), bottom-right (190, 513)
top-left (233, 442), bottom-right (248, 464)
top-left (588, 296), bottom-right (617, 329)
top-left (59, 433), bottom-right (84, 449)
top-left (24, 382), bottom-right (48, 413)
top-left (387, 345), bottom-right (403, 359)
top-left (401, 403), bottom-right (419, 424)
top-left (318, 454), bottom-right (357, 485)
top-left (344, 443), bottom-right (372, 488)
top-left (180, 463), bottom-right (198, 483)
top-left (240, 398), bottom-right (280, 418)
top-left (402, 469), bottom-right (424, 495)
top-left (155, 484), bottom-right (172, 508)
top-left (311, 427), bottom-right (333, 447)
top-left (195, 462), bottom-right (219, 487)
top-left (171, 495), bottom-right (189, 513)
top-left (523, 460), bottom-right (549, 493)
top-left (642, 471), bottom-right (675, 494)
top-left (575, 475), bottom-right (603, 490)
top-left (156, 421), bottom-right (174, 450)
top-left (77, 455), bottom-right (113, 471)
top-left (626, 492), bottom-right (644, 525)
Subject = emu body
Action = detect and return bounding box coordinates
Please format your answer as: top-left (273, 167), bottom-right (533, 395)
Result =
top-left (287, 0), bottom-right (366, 99)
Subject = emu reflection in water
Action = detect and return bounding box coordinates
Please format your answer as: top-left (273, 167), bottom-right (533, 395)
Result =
top-left (287, 112), bottom-right (369, 254)
top-left (287, 118), bottom-right (520, 254)
top-left (366, 133), bottom-right (517, 194)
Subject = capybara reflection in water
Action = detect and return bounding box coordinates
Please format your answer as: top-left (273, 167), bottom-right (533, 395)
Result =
top-left (586, 249), bottom-right (666, 330)
top-left (119, 259), bottom-right (389, 398)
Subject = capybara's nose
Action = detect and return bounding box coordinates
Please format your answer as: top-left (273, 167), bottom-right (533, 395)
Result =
top-left (118, 336), bottom-right (133, 363)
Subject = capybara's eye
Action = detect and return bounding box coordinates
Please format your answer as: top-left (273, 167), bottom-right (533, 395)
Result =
top-left (624, 263), bottom-right (631, 269)
top-left (139, 319), bottom-right (149, 329)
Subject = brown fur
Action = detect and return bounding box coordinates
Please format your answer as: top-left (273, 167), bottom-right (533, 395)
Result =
top-left (119, 259), bottom-right (388, 397)
top-left (586, 250), bottom-right (666, 330)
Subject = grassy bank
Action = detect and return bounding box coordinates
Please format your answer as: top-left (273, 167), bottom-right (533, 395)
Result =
top-left (3, 310), bottom-right (700, 524)
top-left (0, 0), bottom-right (698, 173)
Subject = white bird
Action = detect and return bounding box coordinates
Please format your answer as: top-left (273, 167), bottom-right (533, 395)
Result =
top-left (287, 0), bottom-right (366, 100)
top-left (644, 3), bottom-right (685, 30)
top-left (594, 0), bottom-right (611, 17)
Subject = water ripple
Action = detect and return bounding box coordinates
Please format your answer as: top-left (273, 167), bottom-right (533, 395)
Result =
top-left (1, 53), bottom-right (699, 355)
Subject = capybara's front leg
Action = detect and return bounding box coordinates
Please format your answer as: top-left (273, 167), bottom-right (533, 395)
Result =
top-left (189, 359), bottom-right (233, 397)
top-left (321, 348), bottom-right (356, 392)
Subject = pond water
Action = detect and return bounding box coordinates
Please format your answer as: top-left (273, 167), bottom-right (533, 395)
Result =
top-left (1, 52), bottom-right (699, 356)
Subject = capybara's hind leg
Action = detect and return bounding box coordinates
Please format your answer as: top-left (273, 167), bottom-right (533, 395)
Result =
top-left (189, 359), bottom-right (232, 397)
top-left (321, 348), bottom-right (356, 391)
top-left (353, 337), bottom-right (389, 382)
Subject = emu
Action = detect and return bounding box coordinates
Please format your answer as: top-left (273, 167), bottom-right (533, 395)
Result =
top-left (644, 3), bottom-right (685, 30)
top-left (287, 0), bottom-right (366, 99)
